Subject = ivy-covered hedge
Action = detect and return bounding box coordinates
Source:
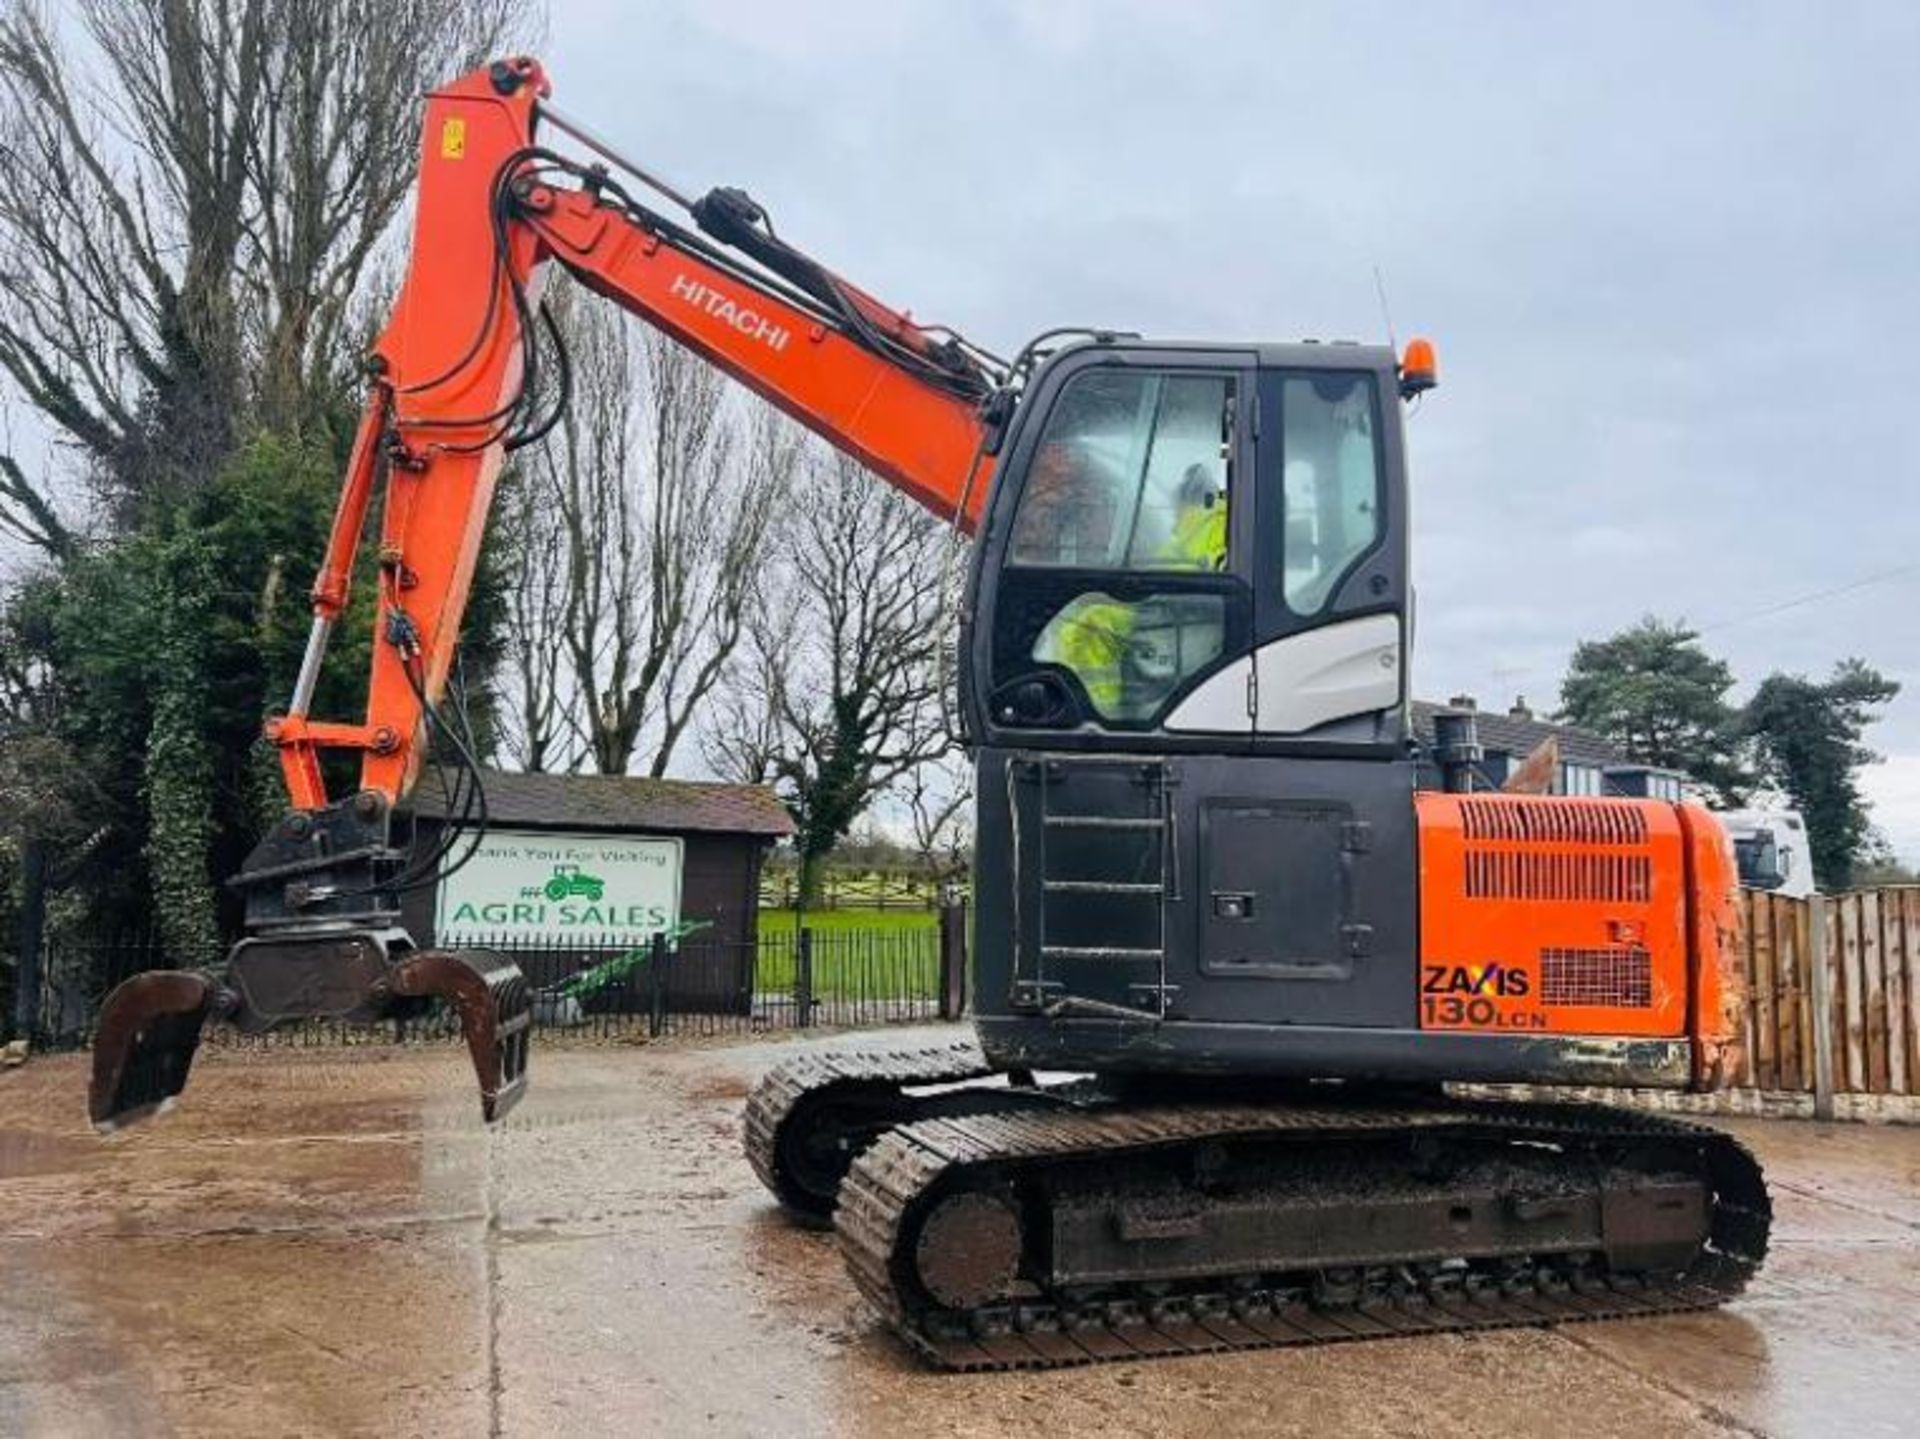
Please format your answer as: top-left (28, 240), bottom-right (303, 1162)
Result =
top-left (9, 432), bottom-right (374, 944)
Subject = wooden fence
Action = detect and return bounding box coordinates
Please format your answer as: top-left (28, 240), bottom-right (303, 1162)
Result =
top-left (1734, 886), bottom-right (1920, 1104)
top-left (758, 868), bottom-right (967, 913)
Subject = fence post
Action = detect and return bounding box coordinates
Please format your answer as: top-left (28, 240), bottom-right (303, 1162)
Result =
top-left (796, 926), bottom-right (814, 1029)
top-left (10, 838), bottom-right (48, 1045)
top-left (648, 931), bottom-right (668, 1039)
top-left (938, 900), bottom-right (967, 1021)
top-left (1810, 895), bottom-right (1836, 1120)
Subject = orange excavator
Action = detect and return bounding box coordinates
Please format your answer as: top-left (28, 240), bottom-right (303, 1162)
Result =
top-left (89, 58), bottom-right (1769, 1369)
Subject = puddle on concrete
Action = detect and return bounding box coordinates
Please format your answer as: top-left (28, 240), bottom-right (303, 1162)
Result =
top-left (6, 1042), bottom-right (1920, 1436)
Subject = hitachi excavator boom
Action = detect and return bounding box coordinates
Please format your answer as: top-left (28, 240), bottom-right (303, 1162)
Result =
top-left (87, 56), bottom-right (1001, 1131)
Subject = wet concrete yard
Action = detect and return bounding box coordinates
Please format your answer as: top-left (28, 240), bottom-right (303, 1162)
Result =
top-left (3, 1026), bottom-right (1917, 1437)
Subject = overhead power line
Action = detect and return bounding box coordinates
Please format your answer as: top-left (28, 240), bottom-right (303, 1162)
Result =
top-left (1446, 561), bottom-right (1920, 706)
top-left (1696, 563), bottom-right (1920, 636)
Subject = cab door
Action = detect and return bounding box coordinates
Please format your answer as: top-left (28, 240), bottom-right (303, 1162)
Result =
top-left (975, 349), bottom-right (1259, 742)
top-left (1171, 359), bottom-right (1417, 1028)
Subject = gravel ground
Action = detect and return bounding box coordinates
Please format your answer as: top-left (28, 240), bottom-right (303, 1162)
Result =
top-left (2, 1027), bottom-right (1917, 1437)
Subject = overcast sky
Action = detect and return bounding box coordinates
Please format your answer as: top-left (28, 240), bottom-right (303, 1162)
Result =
top-left (6, 4), bottom-right (1908, 854)
top-left (541, 0), bottom-right (1920, 857)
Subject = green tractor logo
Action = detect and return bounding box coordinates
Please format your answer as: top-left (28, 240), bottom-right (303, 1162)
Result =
top-left (541, 863), bottom-right (606, 903)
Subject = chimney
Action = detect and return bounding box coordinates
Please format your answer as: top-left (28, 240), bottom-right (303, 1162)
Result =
top-left (1509, 695), bottom-right (1533, 720)
top-left (1447, 693), bottom-right (1477, 711)
top-left (1432, 709), bottom-right (1483, 793)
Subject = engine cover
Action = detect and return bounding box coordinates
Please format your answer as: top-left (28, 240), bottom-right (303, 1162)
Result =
top-left (1415, 793), bottom-right (1691, 1038)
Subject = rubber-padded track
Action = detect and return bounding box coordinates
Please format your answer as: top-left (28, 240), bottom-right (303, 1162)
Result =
top-left (834, 1098), bottom-right (1770, 1371)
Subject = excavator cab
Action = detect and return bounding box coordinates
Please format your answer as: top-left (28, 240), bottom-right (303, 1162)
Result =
top-left (958, 334), bottom-right (1736, 1093)
top-left (961, 339), bottom-right (1422, 1058)
top-left (88, 793), bottom-right (530, 1130)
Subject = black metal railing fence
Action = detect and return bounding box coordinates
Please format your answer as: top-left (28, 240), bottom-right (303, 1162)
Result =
top-left (18, 908), bottom-right (967, 1050)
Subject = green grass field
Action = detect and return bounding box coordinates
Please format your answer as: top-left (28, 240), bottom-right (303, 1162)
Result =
top-left (753, 908), bottom-right (941, 1000)
top-left (757, 907), bottom-right (938, 936)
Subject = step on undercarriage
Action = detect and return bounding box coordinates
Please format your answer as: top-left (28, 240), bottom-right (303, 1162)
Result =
top-left (745, 1042), bottom-right (1771, 1371)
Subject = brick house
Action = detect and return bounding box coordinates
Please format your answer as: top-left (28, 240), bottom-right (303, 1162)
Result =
top-left (1411, 695), bottom-right (1685, 800)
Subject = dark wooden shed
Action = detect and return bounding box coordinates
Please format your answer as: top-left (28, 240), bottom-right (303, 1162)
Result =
top-left (402, 771), bottom-right (793, 1013)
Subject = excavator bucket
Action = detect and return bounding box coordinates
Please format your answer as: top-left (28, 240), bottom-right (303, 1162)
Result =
top-left (88, 970), bottom-right (230, 1131)
top-left (392, 950), bottom-right (532, 1121)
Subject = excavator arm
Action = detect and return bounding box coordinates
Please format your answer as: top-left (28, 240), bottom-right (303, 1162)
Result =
top-left (286, 56), bottom-right (996, 810)
top-left (88, 57), bottom-right (1005, 1130)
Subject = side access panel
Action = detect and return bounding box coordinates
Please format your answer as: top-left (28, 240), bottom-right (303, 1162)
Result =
top-left (1181, 753), bottom-right (1417, 1027)
top-left (1199, 799), bottom-right (1356, 980)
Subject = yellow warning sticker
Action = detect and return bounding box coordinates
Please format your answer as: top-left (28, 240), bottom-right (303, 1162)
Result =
top-left (440, 116), bottom-right (466, 160)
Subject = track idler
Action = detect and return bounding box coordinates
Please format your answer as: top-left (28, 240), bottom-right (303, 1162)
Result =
top-left (87, 935), bottom-right (531, 1131)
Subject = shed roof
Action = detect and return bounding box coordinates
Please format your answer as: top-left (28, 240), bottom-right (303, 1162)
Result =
top-left (413, 770), bottom-right (795, 838)
top-left (1409, 700), bottom-right (1632, 770)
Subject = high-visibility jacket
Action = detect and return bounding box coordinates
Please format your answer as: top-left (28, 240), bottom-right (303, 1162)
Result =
top-left (1049, 597), bottom-right (1134, 715)
top-left (1041, 497), bottom-right (1223, 717)
top-left (1168, 500), bottom-right (1227, 570)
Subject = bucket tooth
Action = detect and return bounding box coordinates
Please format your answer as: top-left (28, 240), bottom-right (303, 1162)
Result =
top-left (393, 949), bottom-right (531, 1121)
top-left (88, 970), bottom-right (231, 1132)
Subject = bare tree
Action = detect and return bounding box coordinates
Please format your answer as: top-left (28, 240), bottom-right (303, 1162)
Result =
top-left (0, 0), bottom-right (523, 540)
top-left (494, 461), bottom-right (570, 772)
top-left (240, 2), bottom-right (528, 432)
top-left (534, 279), bottom-right (796, 777)
top-left (707, 446), bottom-right (958, 906)
top-left (648, 394), bottom-right (799, 772)
top-left (901, 753), bottom-right (973, 891)
top-left (0, 449), bottom-right (71, 558)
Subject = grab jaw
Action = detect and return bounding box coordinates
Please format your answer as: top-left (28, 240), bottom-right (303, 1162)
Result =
top-left (86, 793), bottom-right (530, 1131)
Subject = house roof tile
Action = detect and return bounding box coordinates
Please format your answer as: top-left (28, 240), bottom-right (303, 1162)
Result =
top-left (1409, 700), bottom-right (1632, 770)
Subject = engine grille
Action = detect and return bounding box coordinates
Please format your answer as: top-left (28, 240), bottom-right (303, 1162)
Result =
top-left (1465, 850), bottom-right (1653, 902)
top-left (1541, 946), bottom-right (1653, 1008)
top-left (1460, 798), bottom-right (1648, 845)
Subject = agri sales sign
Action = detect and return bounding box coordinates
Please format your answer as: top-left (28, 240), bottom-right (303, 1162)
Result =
top-left (435, 829), bottom-right (683, 944)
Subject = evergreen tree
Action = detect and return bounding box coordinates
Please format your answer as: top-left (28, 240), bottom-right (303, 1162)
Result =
top-left (1745, 660), bottom-right (1900, 890)
top-left (1558, 617), bottom-right (1752, 803)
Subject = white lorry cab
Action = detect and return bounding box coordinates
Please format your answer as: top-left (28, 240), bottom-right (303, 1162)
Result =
top-left (1717, 808), bottom-right (1816, 900)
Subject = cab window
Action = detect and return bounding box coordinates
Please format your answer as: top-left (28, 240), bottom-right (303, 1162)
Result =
top-left (1030, 591), bottom-right (1227, 722)
top-left (1008, 370), bottom-right (1233, 573)
top-left (1281, 373), bottom-right (1381, 613)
